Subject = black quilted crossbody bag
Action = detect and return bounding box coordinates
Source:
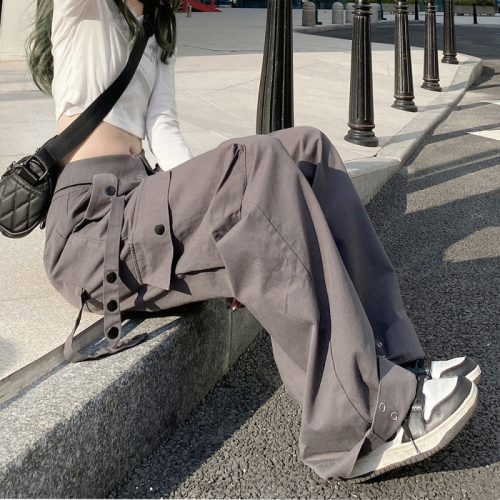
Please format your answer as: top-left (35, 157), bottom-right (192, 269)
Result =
top-left (0, 3), bottom-right (155, 238)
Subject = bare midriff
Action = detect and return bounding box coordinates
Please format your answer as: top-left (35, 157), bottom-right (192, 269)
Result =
top-left (57, 114), bottom-right (143, 166)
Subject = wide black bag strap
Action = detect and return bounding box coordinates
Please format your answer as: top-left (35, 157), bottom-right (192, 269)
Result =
top-left (36, 2), bottom-right (156, 170)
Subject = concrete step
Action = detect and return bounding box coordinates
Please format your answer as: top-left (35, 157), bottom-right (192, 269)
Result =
top-left (0, 300), bottom-right (262, 498)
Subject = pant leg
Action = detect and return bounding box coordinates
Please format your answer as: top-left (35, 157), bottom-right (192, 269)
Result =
top-left (267, 126), bottom-right (425, 365)
top-left (202, 131), bottom-right (419, 479)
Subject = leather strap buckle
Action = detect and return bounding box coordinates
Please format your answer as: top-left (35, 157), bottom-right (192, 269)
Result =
top-left (17, 156), bottom-right (48, 186)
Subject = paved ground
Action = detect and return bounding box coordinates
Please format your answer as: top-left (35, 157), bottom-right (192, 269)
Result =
top-left (109, 21), bottom-right (500, 500)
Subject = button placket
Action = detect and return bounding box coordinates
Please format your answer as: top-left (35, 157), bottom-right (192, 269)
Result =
top-left (102, 183), bottom-right (124, 348)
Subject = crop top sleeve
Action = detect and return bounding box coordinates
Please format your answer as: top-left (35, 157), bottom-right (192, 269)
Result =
top-left (146, 51), bottom-right (194, 172)
top-left (51, 0), bottom-right (193, 172)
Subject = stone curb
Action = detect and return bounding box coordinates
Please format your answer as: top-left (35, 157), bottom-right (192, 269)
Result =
top-left (294, 20), bottom-right (393, 34)
top-left (0, 301), bottom-right (262, 498)
top-left (346, 55), bottom-right (483, 205)
top-left (294, 24), bottom-right (349, 34)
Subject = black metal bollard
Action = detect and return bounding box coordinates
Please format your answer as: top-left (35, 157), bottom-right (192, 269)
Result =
top-left (442, 0), bottom-right (458, 63)
top-left (473, 2), bottom-right (478, 23)
top-left (414, 0), bottom-right (419, 20)
top-left (422, 0), bottom-right (442, 91)
top-left (345, 0), bottom-right (378, 147)
top-left (256, 0), bottom-right (294, 134)
top-left (393, 0), bottom-right (418, 111)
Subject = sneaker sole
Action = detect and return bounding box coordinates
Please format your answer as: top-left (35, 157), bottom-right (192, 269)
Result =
top-left (466, 365), bottom-right (482, 386)
top-left (346, 382), bottom-right (479, 482)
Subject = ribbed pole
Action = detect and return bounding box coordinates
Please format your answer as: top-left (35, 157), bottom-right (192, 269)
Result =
top-left (442, 0), bottom-right (458, 64)
top-left (422, 0), bottom-right (442, 91)
top-left (393, 0), bottom-right (418, 111)
top-left (345, 0), bottom-right (378, 147)
top-left (256, 0), bottom-right (294, 134)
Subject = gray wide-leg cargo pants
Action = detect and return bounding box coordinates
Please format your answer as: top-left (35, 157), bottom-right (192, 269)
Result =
top-left (44, 126), bottom-right (423, 479)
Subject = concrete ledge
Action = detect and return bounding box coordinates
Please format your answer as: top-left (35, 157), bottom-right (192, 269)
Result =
top-left (346, 157), bottom-right (401, 205)
top-left (0, 301), bottom-right (262, 498)
top-left (0, 321), bottom-right (104, 406)
top-left (294, 20), bottom-right (393, 34)
top-left (294, 25), bottom-right (345, 34)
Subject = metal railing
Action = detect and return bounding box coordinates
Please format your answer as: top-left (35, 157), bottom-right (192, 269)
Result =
top-left (256, 0), bottom-right (459, 139)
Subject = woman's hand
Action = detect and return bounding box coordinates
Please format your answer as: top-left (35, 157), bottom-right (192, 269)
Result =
top-left (226, 297), bottom-right (244, 311)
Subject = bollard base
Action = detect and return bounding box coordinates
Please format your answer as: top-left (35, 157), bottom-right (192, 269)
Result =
top-left (344, 128), bottom-right (379, 147)
top-left (421, 81), bottom-right (442, 92)
top-left (442, 54), bottom-right (459, 64)
top-left (392, 98), bottom-right (418, 112)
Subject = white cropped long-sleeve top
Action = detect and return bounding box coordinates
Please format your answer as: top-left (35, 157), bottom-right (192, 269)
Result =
top-left (51, 0), bottom-right (193, 171)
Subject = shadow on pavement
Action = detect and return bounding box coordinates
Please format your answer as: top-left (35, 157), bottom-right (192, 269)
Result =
top-left (365, 164), bottom-right (500, 481)
top-left (109, 330), bottom-right (284, 498)
top-left (407, 146), bottom-right (500, 193)
top-left (470, 65), bottom-right (498, 85)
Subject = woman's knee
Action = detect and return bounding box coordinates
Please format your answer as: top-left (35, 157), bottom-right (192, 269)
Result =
top-left (268, 126), bottom-right (331, 163)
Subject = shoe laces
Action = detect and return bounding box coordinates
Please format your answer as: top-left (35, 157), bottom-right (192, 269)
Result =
top-left (401, 419), bottom-right (421, 455)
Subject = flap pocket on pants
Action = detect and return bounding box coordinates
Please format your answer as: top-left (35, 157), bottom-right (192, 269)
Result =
top-left (130, 171), bottom-right (173, 290)
top-left (71, 173), bottom-right (118, 240)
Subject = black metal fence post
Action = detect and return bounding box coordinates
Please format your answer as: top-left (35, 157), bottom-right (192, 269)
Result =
top-left (256, 0), bottom-right (294, 134)
top-left (414, 0), bottom-right (419, 20)
top-left (393, 0), bottom-right (418, 111)
top-left (442, 0), bottom-right (458, 63)
top-left (422, 0), bottom-right (442, 91)
top-left (345, 0), bottom-right (378, 146)
top-left (473, 2), bottom-right (478, 23)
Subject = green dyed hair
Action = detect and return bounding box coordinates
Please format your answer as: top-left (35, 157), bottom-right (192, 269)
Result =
top-left (26, 0), bottom-right (181, 96)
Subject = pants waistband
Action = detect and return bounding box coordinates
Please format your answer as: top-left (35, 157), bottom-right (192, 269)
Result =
top-left (54, 151), bottom-right (154, 194)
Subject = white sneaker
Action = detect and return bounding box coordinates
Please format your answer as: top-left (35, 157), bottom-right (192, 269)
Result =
top-left (347, 375), bottom-right (479, 481)
top-left (402, 356), bottom-right (482, 385)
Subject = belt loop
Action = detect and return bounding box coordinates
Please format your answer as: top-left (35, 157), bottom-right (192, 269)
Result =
top-left (137, 150), bottom-right (155, 176)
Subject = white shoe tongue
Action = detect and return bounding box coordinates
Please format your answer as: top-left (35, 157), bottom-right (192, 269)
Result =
top-left (422, 377), bottom-right (458, 421)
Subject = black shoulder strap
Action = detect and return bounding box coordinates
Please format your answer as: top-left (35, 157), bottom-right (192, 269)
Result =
top-left (36, 2), bottom-right (156, 170)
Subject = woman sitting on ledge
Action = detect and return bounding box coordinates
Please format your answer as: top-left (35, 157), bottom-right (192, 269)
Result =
top-left (27, 0), bottom-right (480, 481)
